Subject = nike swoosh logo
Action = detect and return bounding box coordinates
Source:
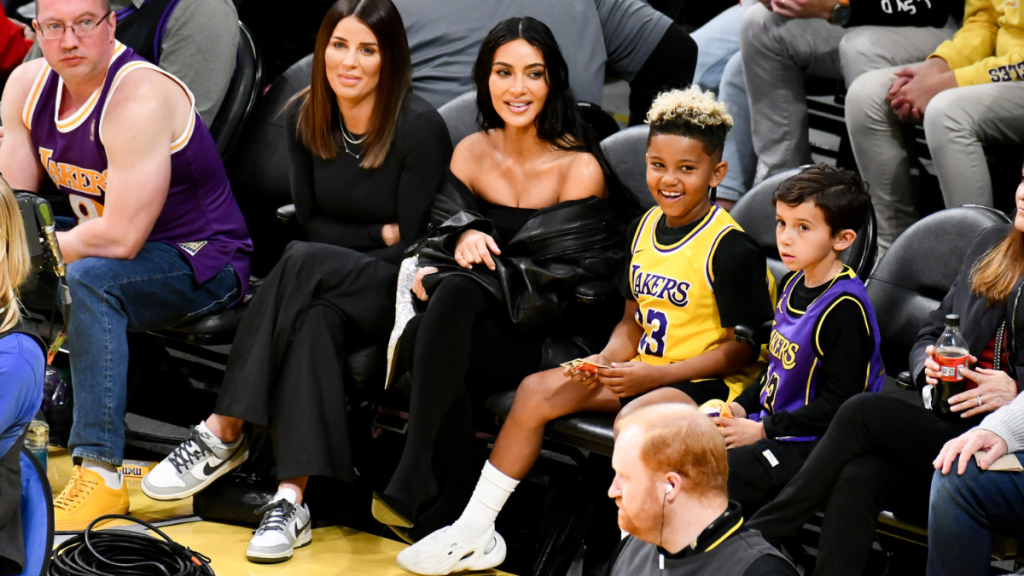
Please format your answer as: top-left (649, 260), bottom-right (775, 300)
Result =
top-left (295, 517), bottom-right (310, 538)
top-left (202, 458), bottom-right (228, 477)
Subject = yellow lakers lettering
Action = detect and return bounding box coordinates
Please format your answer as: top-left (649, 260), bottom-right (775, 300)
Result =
top-left (769, 330), bottom-right (799, 370)
top-left (38, 147), bottom-right (107, 197)
top-left (631, 264), bottom-right (691, 307)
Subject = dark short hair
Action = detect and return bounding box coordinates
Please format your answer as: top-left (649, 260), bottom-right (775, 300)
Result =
top-left (772, 164), bottom-right (871, 236)
top-left (648, 117), bottom-right (730, 159)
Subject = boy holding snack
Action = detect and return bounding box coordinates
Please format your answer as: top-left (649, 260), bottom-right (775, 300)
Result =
top-left (394, 86), bottom-right (776, 575)
top-left (711, 164), bottom-right (885, 514)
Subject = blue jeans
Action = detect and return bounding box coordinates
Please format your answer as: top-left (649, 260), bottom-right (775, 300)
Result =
top-left (691, 4), bottom-right (756, 201)
top-left (927, 456), bottom-right (1024, 576)
top-left (66, 242), bottom-right (239, 465)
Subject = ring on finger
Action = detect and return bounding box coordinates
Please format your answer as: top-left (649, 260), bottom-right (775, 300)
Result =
top-left (977, 395), bottom-right (983, 408)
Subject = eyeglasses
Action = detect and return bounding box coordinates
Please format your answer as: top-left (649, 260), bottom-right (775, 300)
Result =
top-left (34, 10), bottom-right (112, 40)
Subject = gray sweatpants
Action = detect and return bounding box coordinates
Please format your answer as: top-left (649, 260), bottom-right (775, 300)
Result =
top-left (847, 67), bottom-right (1024, 248)
top-left (740, 3), bottom-right (957, 182)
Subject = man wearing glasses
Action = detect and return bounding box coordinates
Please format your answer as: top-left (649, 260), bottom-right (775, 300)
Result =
top-left (0, 0), bottom-right (252, 532)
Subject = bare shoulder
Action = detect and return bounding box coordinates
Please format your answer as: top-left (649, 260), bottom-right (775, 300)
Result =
top-left (451, 131), bottom-right (492, 185)
top-left (103, 67), bottom-right (190, 143)
top-left (107, 66), bottom-right (188, 112)
top-left (560, 151), bottom-right (606, 200)
top-left (1, 58), bottom-right (47, 110)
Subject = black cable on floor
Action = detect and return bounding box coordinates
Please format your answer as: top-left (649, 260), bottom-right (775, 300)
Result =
top-left (49, 515), bottom-right (215, 576)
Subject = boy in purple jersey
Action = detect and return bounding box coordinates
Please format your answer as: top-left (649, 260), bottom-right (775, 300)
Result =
top-left (711, 164), bottom-right (884, 515)
top-left (0, 0), bottom-right (251, 531)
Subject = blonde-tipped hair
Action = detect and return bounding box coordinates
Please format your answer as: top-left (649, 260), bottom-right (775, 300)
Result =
top-left (645, 86), bottom-right (733, 129)
top-left (615, 403), bottom-right (729, 499)
top-left (645, 86), bottom-right (733, 157)
top-left (0, 177), bottom-right (30, 332)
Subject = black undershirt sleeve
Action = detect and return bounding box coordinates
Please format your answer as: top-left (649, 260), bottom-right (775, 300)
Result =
top-left (363, 110), bottom-right (453, 263)
top-left (743, 555), bottom-right (801, 576)
top-left (711, 230), bottom-right (775, 329)
top-left (761, 295), bottom-right (875, 439)
top-left (285, 107), bottom-right (386, 250)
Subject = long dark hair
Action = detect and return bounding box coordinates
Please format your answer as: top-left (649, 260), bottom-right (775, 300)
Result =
top-left (472, 17), bottom-right (639, 213)
top-left (295, 0), bottom-right (411, 168)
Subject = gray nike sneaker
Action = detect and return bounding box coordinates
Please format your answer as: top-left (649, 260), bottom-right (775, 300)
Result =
top-left (247, 498), bottom-right (313, 563)
top-left (142, 425), bottom-right (248, 501)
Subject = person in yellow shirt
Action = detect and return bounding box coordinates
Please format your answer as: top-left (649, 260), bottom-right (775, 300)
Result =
top-left (846, 0), bottom-right (1024, 248)
top-left (385, 86), bottom-right (776, 576)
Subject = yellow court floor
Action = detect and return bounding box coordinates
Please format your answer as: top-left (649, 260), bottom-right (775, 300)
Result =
top-left (47, 448), bottom-right (512, 576)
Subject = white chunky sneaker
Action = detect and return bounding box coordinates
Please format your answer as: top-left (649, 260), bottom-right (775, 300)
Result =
top-left (246, 494), bottom-right (313, 564)
top-left (142, 425), bottom-right (248, 501)
top-left (396, 524), bottom-right (506, 575)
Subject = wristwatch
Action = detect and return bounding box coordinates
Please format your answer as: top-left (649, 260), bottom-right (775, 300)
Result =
top-left (829, 0), bottom-right (851, 25)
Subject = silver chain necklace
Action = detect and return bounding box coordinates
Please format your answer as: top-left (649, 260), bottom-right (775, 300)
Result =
top-left (340, 118), bottom-right (366, 159)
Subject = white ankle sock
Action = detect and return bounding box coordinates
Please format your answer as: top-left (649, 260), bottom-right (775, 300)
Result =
top-left (273, 487), bottom-right (298, 505)
top-left (452, 461), bottom-right (519, 538)
top-left (197, 420), bottom-right (240, 449)
top-left (83, 459), bottom-right (122, 489)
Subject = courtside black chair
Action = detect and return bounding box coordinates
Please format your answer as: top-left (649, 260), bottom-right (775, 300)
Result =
top-left (600, 125), bottom-right (654, 210)
top-left (731, 166), bottom-right (878, 285)
top-left (208, 22), bottom-right (261, 161)
top-left (437, 92), bottom-right (479, 148)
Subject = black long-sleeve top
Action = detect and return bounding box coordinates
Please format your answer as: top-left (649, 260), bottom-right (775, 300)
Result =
top-left (735, 270), bottom-right (875, 439)
top-left (285, 92), bottom-right (453, 265)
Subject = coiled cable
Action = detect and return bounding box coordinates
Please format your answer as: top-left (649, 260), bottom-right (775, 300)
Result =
top-left (50, 515), bottom-right (214, 576)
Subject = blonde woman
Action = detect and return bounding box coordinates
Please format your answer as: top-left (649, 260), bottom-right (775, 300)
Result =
top-left (0, 176), bottom-right (46, 572)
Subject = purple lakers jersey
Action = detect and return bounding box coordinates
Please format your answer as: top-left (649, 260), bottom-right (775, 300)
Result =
top-left (749, 267), bottom-right (885, 441)
top-left (22, 42), bottom-right (252, 298)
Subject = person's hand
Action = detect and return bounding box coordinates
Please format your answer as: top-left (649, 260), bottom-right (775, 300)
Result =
top-left (563, 354), bottom-right (611, 390)
top-left (597, 362), bottom-right (664, 397)
top-left (889, 59), bottom-right (956, 122)
top-left (10, 18), bottom-right (34, 41)
top-left (729, 402), bottom-right (748, 419)
top-left (381, 223), bottom-right (401, 247)
top-left (770, 0), bottom-right (836, 20)
top-left (454, 230), bottom-right (500, 270)
top-left (934, 428), bottom-right (1009, 475)
top-left (412, 266), bottom-right (438, 301)
top-left (714, 417), bottom-right (766, 449)
top-left (922, 345), bottom-right (972, 387)
top-left (950, 367), bottom-right (1018, 418)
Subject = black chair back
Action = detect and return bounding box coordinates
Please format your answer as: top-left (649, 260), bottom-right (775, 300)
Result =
top-left (866, 205), bottom-right (1010, 376)
top-left (208, 22), bottom-right (261, 160)
top-left (600, 125), bottom-right (654, 210)
top-left (731, 167), bottom-right (878, 283)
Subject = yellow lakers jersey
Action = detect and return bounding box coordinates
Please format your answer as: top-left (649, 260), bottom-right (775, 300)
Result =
top-left (629, 205), bottom-right (775, 401)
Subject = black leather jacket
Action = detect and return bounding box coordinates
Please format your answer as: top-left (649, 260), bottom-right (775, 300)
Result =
top-left (410, 177), bottom-right (627, 330)
top-left (912, 225), bottom-right (1024, 386)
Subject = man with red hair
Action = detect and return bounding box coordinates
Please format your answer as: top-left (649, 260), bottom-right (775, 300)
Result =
top-left (607, 403), bottom-right (797, 576)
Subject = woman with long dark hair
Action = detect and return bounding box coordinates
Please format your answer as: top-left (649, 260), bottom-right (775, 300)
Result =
top-left (746, 172), bottom-right (1024, 576)
top-left (370, 16), bottom-right (637, 563)
top-left (141, 0), bottom-right (452, 563)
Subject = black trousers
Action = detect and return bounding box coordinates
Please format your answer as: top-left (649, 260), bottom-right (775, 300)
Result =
top-left (747, 394), bottom-right (977, 576)
top-left (627, 23), bottom-right (697, 125)
top-left (383, 275), bottom-right (544, 536)
top-left (215, 241), bottom-right (398, 482)
top-left (728, 438), bottom-right (818, 517)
